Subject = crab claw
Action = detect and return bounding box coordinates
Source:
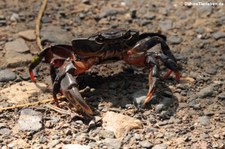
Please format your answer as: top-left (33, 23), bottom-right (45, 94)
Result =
top-left (60, 73), bottom-right (93, 116)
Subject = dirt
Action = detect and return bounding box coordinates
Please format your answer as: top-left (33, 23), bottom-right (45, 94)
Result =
top-left (0, 0), bottom-right (224, 148)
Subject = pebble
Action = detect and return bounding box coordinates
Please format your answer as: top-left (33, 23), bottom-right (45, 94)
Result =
top-left (168, 35), bottom-right (182, 44)
top-left (0, 69), bottom-right (16, 82)
top-left (18, 30), bottom-right (36, 41)
top-left (152, 144), bottom-right (167, 149)
top-left (82, 0), bottom-right (90, 5)
top-left (0, 15), bottom-right (6, 26)
top-left (218, 92), bottom-right (225, 100)
top-left (102, 138), bottom-right (121, 149)
top-left (10, 13), bottom-right (19, 22)
top-left (212, 32), bottom-right (225, 40)
top-left (197, 85), bottom-right (214, 98)
top-left (159, 20), bottom-right (173, 31)
top-left (131, 89), bottom-right (148, 107)
top-left (18, 109), bottom-right (43, 131)
top-left (0, 128), bottom-right (12, 135)
top-left (140, 140), bottom-right (153, 148)
top-left (198, 116), bottom-right (210, 126)
top-left (102, 111), bottom-right (142, 138)
top-left (41, 15), bottom-right (52, 23)
top-left (64, 144), bottom-right (90, 149)
top-left (155, 104), bottom-right (164, 113)
top-left (5, 38), bottom-right (29, 53)
top-left (99, 9), bottom-right (124, 18)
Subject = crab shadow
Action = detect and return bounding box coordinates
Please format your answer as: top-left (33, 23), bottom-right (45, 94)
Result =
top-left (77, 68), bottom-right (179, 119)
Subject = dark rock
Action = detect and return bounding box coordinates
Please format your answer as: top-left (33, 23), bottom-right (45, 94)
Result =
top-left (217, 16), bottom-right (225, 25)
top-left (82, 0), bottom-right (90, 4)
top-left (130, 9), bottom-right (137, 19)
top-left (206, 67), bottom-right (217, 75)
top-left (218, 92), bottom-right (225, 100)
top-left (18, 109), bottom-right (43, 131)
top-left (140, 140), bottom-right (153, 148)
top-left (198, 116), bottom-right (210, 126)
top-left (168, 36), bottom-right (182, 44)
top-left (0, 69), bottom-right (16, 82)
top-left (152, 144), bottom-right (167, 149)
top-left (212, 32), bottom-right (225, 40)
top-left (0, 15), bottom-right (6, 26)
top-left (195, 27), bottom-right (205, 34)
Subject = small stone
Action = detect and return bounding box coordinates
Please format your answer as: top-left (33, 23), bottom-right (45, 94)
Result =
top-left (82, 0), bottom-right (90, 5)
top-left (64, 144), bottom-right (90, 149)
top-left (41, 15), bottom-right (52, 23)
top-left (103, 111), bottom-right (142, 138)
top-left (218, 92), bottom-right (225, 100)
top-left (168, 36), bottom-right (182, 44)
top-left (155, 104), bottom-right (164, 113)
top-left (5, 38), bottom-right (29, 53)
top-left (212, 32), bottom-right (225, 40)
top-left (131, 89), bottom-right (148, 106)
top-left (152, 144), bottom-right (167, 149)
top-left (198, 116), bottom-right (210, 126)
top-left (140, 140), bottom-right (153, 148)
top-left (10, 13), bottom-right (19, 22)
top-left (47, 140), bottom-right (60, 148)
top-left (0, 15), bottom-right (6, 26)
top-left (0, 69), bottom-right (16, 82)
top-left (197, 85), bottom-right (214, 98)
top-left (102, 138), bottom-right (121, 149)
top-left (18, 30), bottom-right (36, 41)
top-left (130, 9), bottom-right (137, 19)
top-left (0, 128), bottom-right (12, 135)
top-left (18, 109), bottom-right (42, 131)
top-left (99, 9), bottom-right (124, 18)
top-left (159, 20), bottom-right (173, 31)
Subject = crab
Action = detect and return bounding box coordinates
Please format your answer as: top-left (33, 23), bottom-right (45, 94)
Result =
top-left (29, 29), bottom-right (181, 116)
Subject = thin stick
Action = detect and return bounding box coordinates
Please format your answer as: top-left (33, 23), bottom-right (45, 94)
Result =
top-left (36, 0), bottom-right (48, 51)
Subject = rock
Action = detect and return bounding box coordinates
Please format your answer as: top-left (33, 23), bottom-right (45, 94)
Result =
top-left (102, 138), bottom-right (122, 149)
top-left (5, 38), bottom-right (29, 53)
top-left (18, 109), bottom-right (42, 131)
top-left (197, 85), bottom-right (214, 98)
top-left (198, 116), bottom-right (210, 126)
top-left (99, 9), bottom-right (125, 18)
top-left (64, 144), bottom-right (90, 149)
top-left (41, 15), bottom-right (52, 23)
top-left (212, 32), bottom-right (225, 40)
top-left (155, 104), bottom-right (164, 113)
top-left (140, 140), bottom-right (153, 148)
top-left (218, 92), bottom-right (225, 100)
top-left (18, 30), bottom-right (36, 41)
top-left (47, 140), bottom-right (60, 148)
top-left (41, 26), bottom-right (74, 44)
top-left (0, 81), bottom-right (47, 104)
top-left (152, 144), bottom-right (167, 149)
top-left (0, 69), bottom-right (16, 82)
top-left (4, 38), bottom-right (32, 67)
top-left (0, 128), bottom-right (12, 135)
top-left (131, 89), bottom-right (148, 106)
top-left (159, 20), bottom-right (173, 31)
top-left (168, 36), bottom-right (182, 44)
top-left (6, 139), bottom-right (29, 148)
top-left (82, 0), bottom-right (90, 5)
top-left (102, 111), bottom-right (142, 138)
top-left (0, 15), bottom-right (6, 26)
top-left (10, 13), bottom-right (19, 22)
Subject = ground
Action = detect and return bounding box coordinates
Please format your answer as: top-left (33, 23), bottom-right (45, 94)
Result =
top-left (0, 0), bottom-right (224, 149)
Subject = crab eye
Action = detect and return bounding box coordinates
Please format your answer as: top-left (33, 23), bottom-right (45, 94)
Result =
top-left (123, 31), bottom-right (132, 40)
top-left (95, 35), bottom-right (105, 43)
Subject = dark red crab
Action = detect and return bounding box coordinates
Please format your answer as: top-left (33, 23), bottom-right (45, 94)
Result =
top-left (29, 29), bottom-right (181, 116)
